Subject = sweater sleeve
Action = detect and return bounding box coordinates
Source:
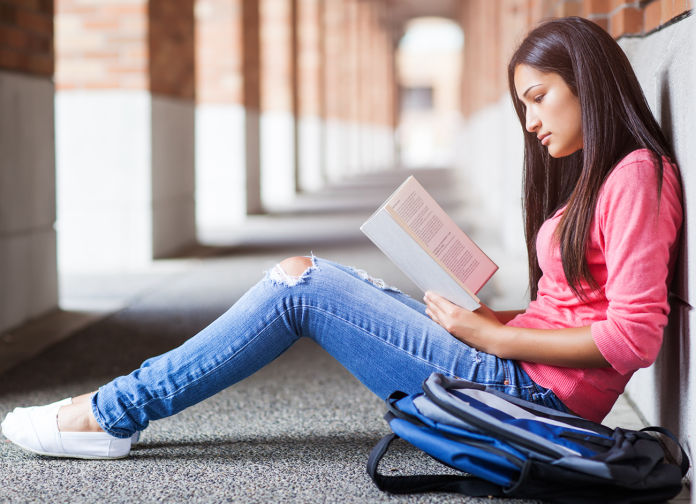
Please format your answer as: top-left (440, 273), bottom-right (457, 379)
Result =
top-left (591, 155), bottom-right (682, 375)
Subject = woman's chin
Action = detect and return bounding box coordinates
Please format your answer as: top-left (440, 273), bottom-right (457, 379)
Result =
top-left (548, 146), bottom-right (582, 158)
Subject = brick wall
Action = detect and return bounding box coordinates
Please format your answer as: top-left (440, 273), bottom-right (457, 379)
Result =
top-left (321, 0), bottom-right (394, 126)
top-left (56, 0), bottom-right (195, 99)
top-left (583, 0), bottom-right (692, 36)
top-left (242, 0), bottom-right (261, 111)
top-left (0, 0), bottom-right (53, 76)
top-left (195, 0), bottom-right (243, 105)
top-left (297, 0), bottom-right (321, 117)
top-left (459, 0), bottom-right (503, 118)
top-left (55, 0), bottom-right (147, 90)
top-left (357, 0), bottom-right (394, 127)
top-left (357, 0), bottom-right (371, 126)
top-left (375, 7), bottom-right (396, 128)
top-left (323, 0), bottom-right (348, 122)
top-left (345, 0), bottom-right (359, 123)
top-left (459, 0), bottom-right (693, 118)
top-left (261, 0), bottom-right (292, 112)
top-left (149, 0), bottom-right (195, 100)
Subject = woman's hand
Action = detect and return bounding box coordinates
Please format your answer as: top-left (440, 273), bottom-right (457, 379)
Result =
top-left (423, 291), bottom-right (507, 355)
top-left (424, 290), bottom-right (609, 367)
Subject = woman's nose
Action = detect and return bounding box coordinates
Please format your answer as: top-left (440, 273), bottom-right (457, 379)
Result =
top-left (525, 112), bottom-right (540, 133)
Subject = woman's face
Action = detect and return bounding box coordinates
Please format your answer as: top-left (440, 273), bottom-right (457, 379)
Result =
top-left (513, 64), bottom-right (583, 158)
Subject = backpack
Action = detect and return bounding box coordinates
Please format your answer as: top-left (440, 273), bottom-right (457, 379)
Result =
top-left (367, 373), bottom-right (689, 503)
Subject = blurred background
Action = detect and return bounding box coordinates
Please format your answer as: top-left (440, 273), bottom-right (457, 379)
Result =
top-left (0, 0), bottom-right (694, 487)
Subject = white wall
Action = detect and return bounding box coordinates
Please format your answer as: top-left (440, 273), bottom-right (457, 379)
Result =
top-left (260, 110), bottom-right (296, 208)
top-left (324, 118), bottom-right (349, 183)
top-left (298, 115), bottom-right (323, 192)
top-left (56, 90), bottom-right (196, 272)
top-left (56, 90), bottom-right (153, 272)
top-left (323, 118), bottom-right (394, 184)
top-left (151, 96), bottom-right (196, 258)
top-left (455, 95), bottom-right (528, 310)
top-left (0, 71), bottom-right (58, 334)
top-left (350, 121), bottom-right (394, 176)
top-left (364, 123), bottom-right (395, 172)
top-left (619, 15), bottom-right (695, 481)
top-left (195, 103), bottom-right (247, 238)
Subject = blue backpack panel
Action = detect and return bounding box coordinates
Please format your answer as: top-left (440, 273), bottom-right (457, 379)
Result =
top-left (367, 373), bottom-right (689, 503)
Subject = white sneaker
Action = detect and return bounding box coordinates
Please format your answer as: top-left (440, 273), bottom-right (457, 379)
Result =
top-left (12, 398), bottom-right (142, 444)
top-left (1, 402), bottom-right (131, 459)
top-left (11, 397), bottom-right (73, 414)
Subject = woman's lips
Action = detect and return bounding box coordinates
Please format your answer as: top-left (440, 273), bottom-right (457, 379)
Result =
top-left (539, 133), bottom-right (551, 146)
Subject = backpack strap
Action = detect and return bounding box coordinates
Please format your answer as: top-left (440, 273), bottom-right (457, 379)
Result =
top-left (366, 432), bottom-right (504, 497)
top-left (428, 373), bottom-right (613, 435)
top-left (640, 426), bottom-right (691, 476)
top-left (422, 375), bottom-right (571, 459)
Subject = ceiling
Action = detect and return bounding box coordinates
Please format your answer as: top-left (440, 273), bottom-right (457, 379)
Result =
top-left (382, 0), bottom-right (460, 38)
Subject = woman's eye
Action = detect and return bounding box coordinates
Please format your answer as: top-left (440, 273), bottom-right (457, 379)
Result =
top-left (534, 94), bottom-right (545, 103)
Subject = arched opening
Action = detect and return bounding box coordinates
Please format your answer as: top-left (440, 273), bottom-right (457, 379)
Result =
top-left (396, 17), bottom-right (463, 168)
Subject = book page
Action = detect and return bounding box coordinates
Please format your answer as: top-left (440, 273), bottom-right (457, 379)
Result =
top-left (384, 177), bottom-right (496, 294)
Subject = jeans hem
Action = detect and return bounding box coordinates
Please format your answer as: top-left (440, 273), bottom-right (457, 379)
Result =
top-left (91, 391), bottom-right (133, 439)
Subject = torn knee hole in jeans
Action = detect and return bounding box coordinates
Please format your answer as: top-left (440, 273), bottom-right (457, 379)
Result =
top-left (266, 256), bottom-right (318, 287)
top-left (349, 267), bottom-right (401, 293)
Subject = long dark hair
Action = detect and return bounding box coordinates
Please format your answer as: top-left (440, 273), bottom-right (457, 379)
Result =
top-left (507, 16), bottom-right (674, 300)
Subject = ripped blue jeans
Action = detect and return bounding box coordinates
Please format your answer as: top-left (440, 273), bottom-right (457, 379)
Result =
top-left (92, 257), bottom-right (568, 437)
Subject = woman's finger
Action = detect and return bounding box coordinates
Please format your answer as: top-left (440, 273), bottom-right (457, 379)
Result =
top-left (426, 291), bottom-right (463, 320)
top-left (425, 302), bottom-right (440, 320)
top-left (424, 290), bottom-right (444, 304)
top-left (424, 293), bottom-right (440, 313)
top-left (425, 300), bottom-right (442, 323)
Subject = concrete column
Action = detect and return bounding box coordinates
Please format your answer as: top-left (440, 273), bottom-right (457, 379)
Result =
top-left (321, 0), bottom-right (395, 182)
top-left (195, 0), bottom-right (247, 237)
top-left (149, 0), bottom-right (196, 259)
top-left (295, 0), bottom-right (324, 192)
top-left (355, 0), bottom-right (369, 174)
top-left (322, 0), bottom-right (349, 182)
top-left (377, 7), bottom-right (397, 169)
top-left (359, 1), bottom-right (394, 173)
top-left (0, 2), bottom-right (58, 334)
top-left (55, 0), bottom-right (196, 272)
top-left (345, 0), bottom-right (360, 177)
top-left (242, 0), bottom-right (263, 214)
top-left (260, 0), bottom-right (296, 208)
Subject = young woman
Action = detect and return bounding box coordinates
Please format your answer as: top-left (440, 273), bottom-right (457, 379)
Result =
top-left (2, 16), bottom-right (683, 460)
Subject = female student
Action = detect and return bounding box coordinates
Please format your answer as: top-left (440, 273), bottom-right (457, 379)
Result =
top-left (2, 16), bottom-right (683, 459)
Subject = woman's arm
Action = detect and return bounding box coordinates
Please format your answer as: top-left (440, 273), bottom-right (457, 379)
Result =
top-left (424, 291), bottom-right (609, 368)
top-left (492, 309), bottom-right (525, 324)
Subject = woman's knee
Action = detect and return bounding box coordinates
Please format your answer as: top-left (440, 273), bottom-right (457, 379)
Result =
top-left (278, 256), bottom-right (314, 277)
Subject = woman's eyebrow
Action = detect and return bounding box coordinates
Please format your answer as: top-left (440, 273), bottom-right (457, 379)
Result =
top-left (522, 83), bottom-right (542, 98)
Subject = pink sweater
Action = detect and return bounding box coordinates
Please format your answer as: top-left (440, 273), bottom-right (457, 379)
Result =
top-left (508, 149), bottom-right (683, 422)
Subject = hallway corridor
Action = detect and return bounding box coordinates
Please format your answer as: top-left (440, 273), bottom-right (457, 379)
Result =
top-left (1, 0), bottom-right (694, 500)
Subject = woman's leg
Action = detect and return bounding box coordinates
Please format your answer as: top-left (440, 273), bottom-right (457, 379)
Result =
top-left (83, 255), bottom-right (560, 439)
top-left (3, 254), bottom-right (565, 459)
top-left (304, 258), bottom-right (562, 409)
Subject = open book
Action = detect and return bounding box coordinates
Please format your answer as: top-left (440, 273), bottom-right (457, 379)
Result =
top-left (360, 176), bottom-right (497, 311)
